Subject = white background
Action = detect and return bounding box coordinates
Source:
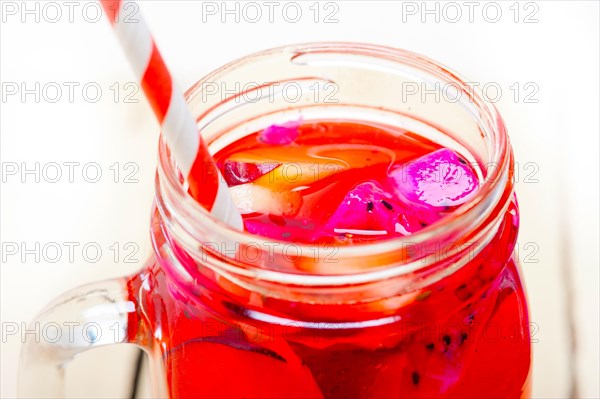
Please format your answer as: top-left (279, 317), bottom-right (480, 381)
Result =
top-left (1, 1), bottom-right (599, 398)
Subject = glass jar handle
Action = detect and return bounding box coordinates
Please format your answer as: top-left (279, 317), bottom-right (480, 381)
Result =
top-left (18, 278), bottom-right (146, 397)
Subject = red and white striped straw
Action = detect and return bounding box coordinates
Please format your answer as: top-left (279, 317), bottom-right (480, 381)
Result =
top-left (100, 0), bottom-right (242, 229)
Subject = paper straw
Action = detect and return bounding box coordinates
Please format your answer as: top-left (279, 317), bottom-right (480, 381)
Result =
top-left (100, 0), bottom-right (242, 229)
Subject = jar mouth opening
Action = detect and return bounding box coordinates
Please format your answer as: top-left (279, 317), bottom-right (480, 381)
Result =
top-left (156, 42), bottom-right (512, 286)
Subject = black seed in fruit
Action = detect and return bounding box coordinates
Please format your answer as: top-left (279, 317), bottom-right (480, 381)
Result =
top-left (443, 335), bottom-right (451, 346)
top-left (412, 371), bottom-right (420, 385)
top-left (458, 157), bottom-right (467, 165)
top-left (425, 343), bottom-right (435, 351)
top-left (381, 200), bottom-right (394, 210)
top-left (419, 221), bottom-right (429, 227)
top-left (367, 201), bottom-right (374, 212)
top-left (455, 284), bottom-right (473, 301)
top-left (460, 332), bottom-right (468, 343)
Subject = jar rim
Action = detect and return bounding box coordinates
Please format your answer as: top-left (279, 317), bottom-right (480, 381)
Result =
top-left (155, 42), bottom-right (513, 287)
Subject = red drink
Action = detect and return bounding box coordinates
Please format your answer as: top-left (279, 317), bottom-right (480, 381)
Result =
top-left (17, 44), bottom-right (531, 399)
top-left (126, 120), bottom-right (531, 398)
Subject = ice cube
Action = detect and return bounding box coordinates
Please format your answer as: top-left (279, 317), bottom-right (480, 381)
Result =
top-left (390, 149), bottom-right (478, 208)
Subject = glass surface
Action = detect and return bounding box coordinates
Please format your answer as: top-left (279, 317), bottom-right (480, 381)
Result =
top-left (19, 43), bottom-right (531, 398)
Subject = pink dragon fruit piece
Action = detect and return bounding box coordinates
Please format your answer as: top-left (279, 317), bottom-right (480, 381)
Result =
top-left (325, 182), bottom-right (402, 237)
top-left (222, 160), bottom-right (279, 186)
top-left (258, 120), bottom-right (300, 145)
top-left (390, 149), bottom-right (479, 208)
